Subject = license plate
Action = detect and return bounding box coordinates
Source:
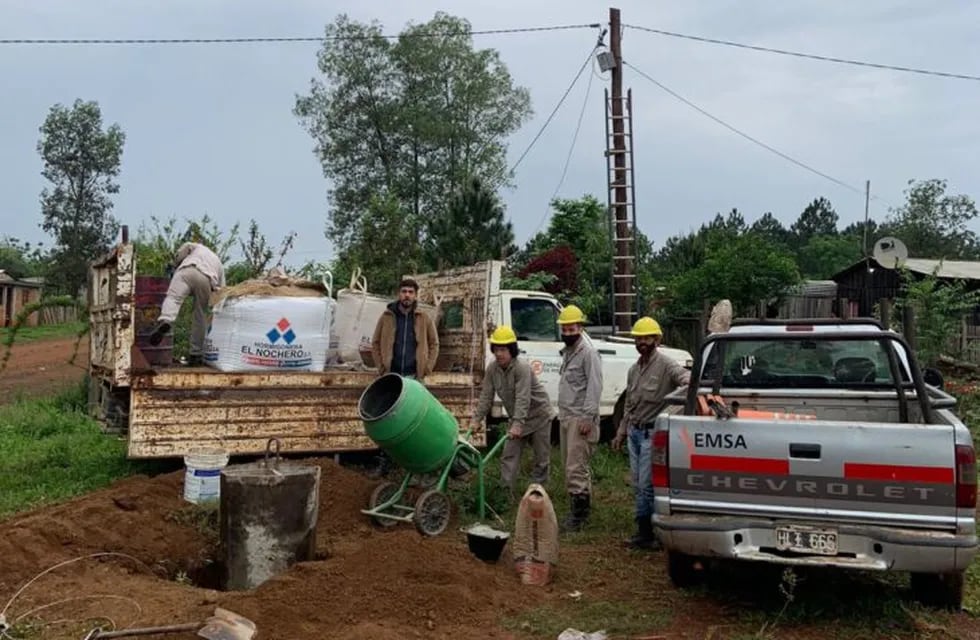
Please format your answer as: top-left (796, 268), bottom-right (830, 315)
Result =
top-left (775, 526), bottom-right (839, 555)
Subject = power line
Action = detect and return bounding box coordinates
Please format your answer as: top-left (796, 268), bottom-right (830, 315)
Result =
top-left (624, 60), bottom-right (867, 197)
top-left (624, 23), bottom-right (980, 82)
top-left (505, 45), bottom-right (598, 179)
top-left (529, 53), bottom-right (597, 238)
top-left (0, 23), bottom-right (600, 46)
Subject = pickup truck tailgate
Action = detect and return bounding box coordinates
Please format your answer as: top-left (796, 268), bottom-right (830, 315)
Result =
top-left (662, 415), bottom-right (958, 530)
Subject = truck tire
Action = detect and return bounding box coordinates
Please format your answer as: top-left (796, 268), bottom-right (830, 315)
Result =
top-left (667, 551), bottom-right (704, 589)
top-left (910, 571), bottom-right (964, 610)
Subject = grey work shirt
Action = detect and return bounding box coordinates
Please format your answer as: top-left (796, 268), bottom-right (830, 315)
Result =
top-left (473, 358), bottom-right (553, 432)
top-left (558, 337), bottom-right (602, 420)
top-left (621, 349), bottom-right (691, 430)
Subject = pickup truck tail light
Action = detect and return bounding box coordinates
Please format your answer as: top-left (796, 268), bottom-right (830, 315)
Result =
top-left (652, 429), bottom-right (669, 488)
top-left (955, 444), bottom-right (977, 509)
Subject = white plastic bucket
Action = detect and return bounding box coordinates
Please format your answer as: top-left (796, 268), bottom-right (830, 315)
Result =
top-left (183, 450), bottom-right (230, 504)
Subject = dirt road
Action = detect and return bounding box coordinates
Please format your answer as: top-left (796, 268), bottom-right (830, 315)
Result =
top-left (0, 335), bottom-right (89, 401)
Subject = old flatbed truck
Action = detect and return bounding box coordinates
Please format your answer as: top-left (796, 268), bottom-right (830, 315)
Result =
top-left (88, 232), bottom-right (693, 459)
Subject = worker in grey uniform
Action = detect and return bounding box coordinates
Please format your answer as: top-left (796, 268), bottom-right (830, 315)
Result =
top-left (471, 325), bottom-right (553, 497)
top-left (612, 316), bottom-right (690, 550)
top-left (149, 241), bottom-right (225, 366)
top-left (556, 304), bottom-right (602, 533)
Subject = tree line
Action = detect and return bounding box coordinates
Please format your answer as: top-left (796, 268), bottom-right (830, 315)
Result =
top-left (2, 11), bottom-right (977, 334)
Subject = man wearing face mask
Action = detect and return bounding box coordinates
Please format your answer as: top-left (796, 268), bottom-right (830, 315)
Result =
top-left (612, 316), bottom-right (691, 550)
top-left (556, 305), bottom-right (602, 533)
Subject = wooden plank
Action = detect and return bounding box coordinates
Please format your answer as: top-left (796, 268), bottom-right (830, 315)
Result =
top-left (127, 373), bottom-right (485, 458)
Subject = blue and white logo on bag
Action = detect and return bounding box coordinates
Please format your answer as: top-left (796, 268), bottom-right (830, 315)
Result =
top-left (240, 316), bottom-right (313, 368)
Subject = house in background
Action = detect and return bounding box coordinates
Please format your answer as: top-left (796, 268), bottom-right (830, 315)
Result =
top-left (0, 270), bottom-right (44, 327)
top-left (832, 258), bottom-right (980, 318)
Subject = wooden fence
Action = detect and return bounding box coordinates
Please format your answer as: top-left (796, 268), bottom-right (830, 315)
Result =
top-left (38, 306), bottom-right (79, 326)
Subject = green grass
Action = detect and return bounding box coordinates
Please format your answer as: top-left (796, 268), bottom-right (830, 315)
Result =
top-left (503, 600), bottom-right (670, 638)
top-left (0, 321), bottom-right (87, 344)
top-left (0, 380), bottom-right (167, 519)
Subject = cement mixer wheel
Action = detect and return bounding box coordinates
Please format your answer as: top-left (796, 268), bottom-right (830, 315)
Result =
top-left (414, 489), bottom-right (452, 537)
top-left (368, 482), bottom-right (401, 528)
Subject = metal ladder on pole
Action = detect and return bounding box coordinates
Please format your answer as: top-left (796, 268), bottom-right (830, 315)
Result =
top-left (605, 88), bottom-right (638, 333)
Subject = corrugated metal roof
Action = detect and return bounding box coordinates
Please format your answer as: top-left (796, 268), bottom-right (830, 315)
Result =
top-left (902, 258), bottom-right (980, 280)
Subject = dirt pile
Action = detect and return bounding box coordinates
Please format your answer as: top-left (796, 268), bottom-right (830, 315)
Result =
top-left (0, 458), bottom-right (538, 639)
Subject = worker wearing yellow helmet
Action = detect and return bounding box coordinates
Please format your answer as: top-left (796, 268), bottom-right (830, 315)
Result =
top-left (555, 304), bottom-right (602, 533)
top-left (612, 316), bottom-right (691, 550)
top-left (471, 325), bottom-right (554, 498)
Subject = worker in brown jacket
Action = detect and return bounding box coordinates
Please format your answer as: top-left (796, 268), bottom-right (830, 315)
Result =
top-left (612, 317), bottom-right (690, 550)
top-left (369, 277), bottom-right (439, 479)
top-left (471, 325), bottom-right (554, 498)
top-left (371, 277), bottom-right (439, 381)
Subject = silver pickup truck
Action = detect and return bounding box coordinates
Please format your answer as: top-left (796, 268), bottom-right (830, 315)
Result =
top-left (652, 319), bottom-right (978, 609)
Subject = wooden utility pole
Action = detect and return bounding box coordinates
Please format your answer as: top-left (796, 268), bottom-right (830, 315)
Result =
top-left (607, 7), bottom-right (635, 333)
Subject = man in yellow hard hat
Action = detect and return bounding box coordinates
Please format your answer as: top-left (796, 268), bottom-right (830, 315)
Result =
top-left (612, 316), bottom-right (690, 550)
top-left (556, 304), bottom-right (602, 532)
top-left (472, 325), bottom-right (554, 497)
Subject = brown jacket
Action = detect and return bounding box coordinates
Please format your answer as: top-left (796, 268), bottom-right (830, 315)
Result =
top-left (371, 303), bottom-right (440, 380)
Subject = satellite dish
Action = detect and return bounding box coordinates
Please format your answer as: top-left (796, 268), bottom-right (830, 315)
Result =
top-left (872, 237), bottom-right (908, 269)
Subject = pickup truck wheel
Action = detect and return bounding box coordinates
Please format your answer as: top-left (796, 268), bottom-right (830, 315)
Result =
top-left (910, 571), bottom-right (964, 610)
top-left (667, 551), bottom-right (704, 588)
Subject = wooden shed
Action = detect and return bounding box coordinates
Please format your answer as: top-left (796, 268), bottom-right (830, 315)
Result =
top-left (0, 271), bottom-right (43, 327)
top-left (832, 258), bottom-right (980, 317)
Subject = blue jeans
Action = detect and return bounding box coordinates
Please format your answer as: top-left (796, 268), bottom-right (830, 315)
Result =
top-left (628, 426), bottom-right (655, 519)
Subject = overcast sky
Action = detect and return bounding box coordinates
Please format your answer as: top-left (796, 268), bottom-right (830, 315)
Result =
top-left (2, 0), bottom-right (979, 266)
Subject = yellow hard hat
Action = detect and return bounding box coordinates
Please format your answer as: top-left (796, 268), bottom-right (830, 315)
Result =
top-left (631, 316), bottom-right (663, 337)
top-left (557, 304), bottom-right (586, 325)
top-left (489, 325), bottom-right (518, 345)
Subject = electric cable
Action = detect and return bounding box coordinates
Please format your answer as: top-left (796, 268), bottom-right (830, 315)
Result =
top-left (0, 23), bottom-right (600, 46)
top-left (624, 23), bottom-right (980, 82)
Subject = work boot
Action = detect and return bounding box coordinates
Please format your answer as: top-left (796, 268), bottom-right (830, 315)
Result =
top-left (560, 493), bottom-right (591, 533)
top-left (626, 516), bottom-right (660, 550)
top-left (149, 321), bottom-right (171, 346)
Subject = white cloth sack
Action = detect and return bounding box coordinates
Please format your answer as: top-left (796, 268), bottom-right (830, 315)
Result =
top-left (330, 269), bottom-right (437, 366)
top-left (205, 295), bottom-right (333, 372)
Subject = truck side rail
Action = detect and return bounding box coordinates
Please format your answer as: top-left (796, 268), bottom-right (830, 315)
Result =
top-left (683, 330), bottom-right (934, 423)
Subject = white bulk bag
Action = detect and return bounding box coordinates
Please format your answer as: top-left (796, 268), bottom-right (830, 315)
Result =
top-left (330, 269), bottom-right (437, 367)
top-left (204, 295), bottom-right (334, 372)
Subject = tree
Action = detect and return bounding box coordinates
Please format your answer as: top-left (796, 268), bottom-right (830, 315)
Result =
top-left (519, 245), bottom-right (578, 296)
top-left (425, 176), bottom-right (513, 269)
top-left (749, 212), bottom-right (791, 249)
top-left (231, 219), bottom-right (298, 282)
top-left (296, 12), bottom-right (532, 258)
top-left (669, 234), bottom-right (800, 316)
top-left (37, 99), bottom-right (125, 295)
top-left (880, 179), bottom-right (980, 259)
top-left (798, 234), bottom-right (862, 280)
top-left (134, 215), bottom-right (240, 277)
top-left (0, 238), bottom-right (46, 279)
top-left (791, 197), bottom-right (838, 248)
top-left (336, 192), bottom-right (424, 294)
top-left (894, 266), bottom-right (980, 366)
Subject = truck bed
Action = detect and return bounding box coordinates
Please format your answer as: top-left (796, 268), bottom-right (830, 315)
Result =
top-left (127, 367), bottom-right (480, 458)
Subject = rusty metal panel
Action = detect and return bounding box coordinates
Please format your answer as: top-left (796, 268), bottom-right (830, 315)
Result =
top-left (127, 370), bottom-right (485, 458)
top-left (88, 242), bottom-right (135, 387)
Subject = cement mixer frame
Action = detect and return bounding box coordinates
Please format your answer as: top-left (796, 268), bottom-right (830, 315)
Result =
top-left (358, 373), bottom-right (510, 536)
top-left (362, 432), bottom-right (508, 536)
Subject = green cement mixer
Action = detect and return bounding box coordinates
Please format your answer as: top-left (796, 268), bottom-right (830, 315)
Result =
top-left (358, 374), bottom-right (506, 536)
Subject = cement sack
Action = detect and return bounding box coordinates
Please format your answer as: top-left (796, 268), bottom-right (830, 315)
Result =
top-left (331, 269), bottom-right (437, 366)
top-left (204, 295), bottom-right (333, 372)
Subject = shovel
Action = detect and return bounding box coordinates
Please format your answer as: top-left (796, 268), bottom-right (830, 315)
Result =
top-left (82, 607), bottom-right (256, 640)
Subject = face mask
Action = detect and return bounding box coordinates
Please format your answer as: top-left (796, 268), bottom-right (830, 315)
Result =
top-left (561, 334), bottom-right (580, 347)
